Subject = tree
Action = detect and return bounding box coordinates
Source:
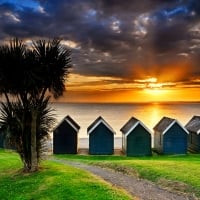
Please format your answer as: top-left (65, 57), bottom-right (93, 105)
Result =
top-left (0, 38), bottom-right (71, 172)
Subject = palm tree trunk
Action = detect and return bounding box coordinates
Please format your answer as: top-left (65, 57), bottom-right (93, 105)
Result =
top-left (30, 110), bottom-right (38, 172)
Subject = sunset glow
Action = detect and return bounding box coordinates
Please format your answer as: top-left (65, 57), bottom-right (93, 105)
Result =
top-left (1, 1), bottom-right (200, 103)
top-left (60, 72), bottom-right (200, 103)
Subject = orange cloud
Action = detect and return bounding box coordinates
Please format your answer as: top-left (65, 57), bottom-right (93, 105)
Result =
top-left (61, 64), bottom-right (200, 103)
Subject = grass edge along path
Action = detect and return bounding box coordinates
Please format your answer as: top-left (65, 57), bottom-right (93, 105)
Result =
top-left (52, 158), bottom-right (197, 200)
top-left (0, 149), bottom-right (133, 200)
top-left (54, 154), bottom-right (200, 199)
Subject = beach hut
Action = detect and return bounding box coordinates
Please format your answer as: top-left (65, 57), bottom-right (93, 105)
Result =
top-left (53, 115), bottom-right (80, 154)
top-left (153, 117), bottom-right (189, 154)
top-left (120, 117), bottom-right (152, 156)
top-left (0, 133), bottom-right (4, 148)
top-left (185, 116), bottom-right (200, 153)
top-left (88, 116), bottom-right (115, 155)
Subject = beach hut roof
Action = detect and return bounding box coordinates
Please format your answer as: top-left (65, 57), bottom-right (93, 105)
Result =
top-left (120, 117), bottom-right (152, 136)
top-left (54, 115), bottom-right (80, 132)
top-left (87, 116), bottom-right (115, 135)
top-left (185, 116), bottom-right (200, 134)
top-left (153, 116), bottom-right (189, 135)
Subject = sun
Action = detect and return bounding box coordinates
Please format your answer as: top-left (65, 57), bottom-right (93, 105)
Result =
top-left (144, 88), bottom-right (166, 95)
top-left (142, 77), bottom-right (170, 101)
top-left (147, 82), bottom-right (163, 89)
top-left (143, 77), bottom-right (163, 90)
top-left (143, 87), bottom-right (170, 102)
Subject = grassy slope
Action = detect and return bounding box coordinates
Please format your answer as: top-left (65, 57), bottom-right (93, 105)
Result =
top-left (0, 149), bottom-right (132, 200)
top-left (55, 154), bottom-right (200, 197)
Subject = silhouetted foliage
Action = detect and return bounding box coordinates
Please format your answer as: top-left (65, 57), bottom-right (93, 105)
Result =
top-left (0, 38), bottom-right (71, 172)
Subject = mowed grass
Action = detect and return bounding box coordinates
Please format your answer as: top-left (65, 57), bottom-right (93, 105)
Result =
top-left (55, 154), bottom-right (200, 197)
top-left (0, 149), bottom-right (132, 200)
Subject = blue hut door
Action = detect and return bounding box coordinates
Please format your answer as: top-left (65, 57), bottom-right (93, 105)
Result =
top-left (164, 135), bottom-right (187, 154)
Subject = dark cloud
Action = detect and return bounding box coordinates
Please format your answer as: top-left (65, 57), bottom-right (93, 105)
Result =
top-left (0, 0), bottom-right (200, 83)
top-left (152, 23), bottom-right (188, 54)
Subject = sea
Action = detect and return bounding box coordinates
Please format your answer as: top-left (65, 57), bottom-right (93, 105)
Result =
top-left (51, 102), bottom-right (200, 148)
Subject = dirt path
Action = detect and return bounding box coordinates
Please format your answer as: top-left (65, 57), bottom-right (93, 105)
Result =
top-left (51, 158), bottom-right (197, 200)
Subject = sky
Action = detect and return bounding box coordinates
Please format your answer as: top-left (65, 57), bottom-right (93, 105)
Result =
top-left (0, 0), bottom-right (200, 103)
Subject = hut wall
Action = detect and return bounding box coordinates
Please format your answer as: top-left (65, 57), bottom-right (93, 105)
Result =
top-left (89, 123), bottom-right (114, 155)
top-left (154, 131), bottom-right (163, 153)
top-left (188, 132), bottom-right (200, 152)
top-left (163, 123), bottom-right (188, 154)
top-left (122, 134), bottom-right (126, 152)
top-left (53, 122), bottom-right (78, 154)
top-left (126, 124), bottom-right (151, 156)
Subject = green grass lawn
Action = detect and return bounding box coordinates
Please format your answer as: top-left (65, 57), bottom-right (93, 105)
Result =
top-left (0, 149), bottom-right (132, 200)
top-left (55, 154), bottom-right (200, 198)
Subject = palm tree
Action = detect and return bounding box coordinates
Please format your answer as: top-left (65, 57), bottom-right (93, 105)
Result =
top-left (0, 98), bottom-right (55, 171)
top-left (28, 39), bottom-right (71, 171)
top-left (32, 39), bottom-right (71, 99)
top-left (0, 101), bottom-right (30, 169)
top-left (0, 38), bottom-right (71, 172)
